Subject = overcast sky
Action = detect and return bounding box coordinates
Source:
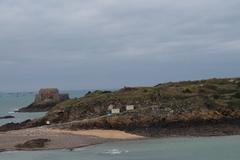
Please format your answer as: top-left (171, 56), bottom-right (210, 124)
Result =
top-left (0, 0), bottom-right (240, 91)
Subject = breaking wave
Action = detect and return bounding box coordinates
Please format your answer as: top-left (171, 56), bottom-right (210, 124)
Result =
top-left (101, 149), bottom-right (129, 155)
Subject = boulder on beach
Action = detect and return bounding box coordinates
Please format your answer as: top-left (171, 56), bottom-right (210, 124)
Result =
top-left (15, 139), bottom-right (50, 149)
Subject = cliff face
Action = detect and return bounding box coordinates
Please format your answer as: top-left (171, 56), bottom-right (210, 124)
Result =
top-left (43, 78), bottom-right (240, 135)
top-left (18, 88), bottom-right (69, 112)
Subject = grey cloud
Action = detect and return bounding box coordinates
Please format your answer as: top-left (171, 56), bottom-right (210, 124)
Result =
top-left (0, 0), bottom-right (240, 91)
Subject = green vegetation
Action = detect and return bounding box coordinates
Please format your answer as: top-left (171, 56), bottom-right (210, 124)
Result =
top-left (43, 77), bottom-right (240, 126)
top-left (234, 91), bottom-right (240, 98)
top-left (228, 99), bottom-right (240, 108)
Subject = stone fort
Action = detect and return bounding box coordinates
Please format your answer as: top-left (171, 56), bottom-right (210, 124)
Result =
top-left (34, 88), bottom-right (69, 104)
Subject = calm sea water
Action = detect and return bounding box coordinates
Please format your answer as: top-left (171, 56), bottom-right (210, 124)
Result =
top-left (0, 90), bottom-right (88, 125)
top-left (1, 91), bottom-right (240, 160)
top-left (1, 136), bottom-right (240, 160)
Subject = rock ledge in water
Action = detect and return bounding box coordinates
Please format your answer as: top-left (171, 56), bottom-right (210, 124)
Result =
top-left (0, 115), bottom-right (15, 119)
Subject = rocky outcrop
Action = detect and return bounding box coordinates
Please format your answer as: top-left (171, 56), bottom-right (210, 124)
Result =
top-left (0, 115), bottom-right (15, 119)
top-left (42, 77), bottom-right (240, 137)
top-left (15, 139), bottom-right (50, 149)
top-left (18, 88), bottom-right (69, 112)
top-left (0, 119), bottom-right (46, 132)
top-left (52, 116), bottom-right (240, 137)
top-left (3, 78), bottom-right (240, 137)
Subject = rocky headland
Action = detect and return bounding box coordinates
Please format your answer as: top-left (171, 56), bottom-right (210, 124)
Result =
top-left (18, 88), bottom-right (69, 112)
top-left (1, 77), bottom-right (240, 140)
top-left (43, 77), bottom-right (240, 137)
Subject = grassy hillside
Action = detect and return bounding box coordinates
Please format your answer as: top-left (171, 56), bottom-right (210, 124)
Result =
top-left (2, 77), bottom-right (240, 135)
top-left (43, 78), bottom-right (240, 130)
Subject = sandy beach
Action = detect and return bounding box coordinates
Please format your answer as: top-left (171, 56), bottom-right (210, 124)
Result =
top-left (46, 128), bottom-right (144, 139)
top-left (0, 127), bottom-right (143, 152)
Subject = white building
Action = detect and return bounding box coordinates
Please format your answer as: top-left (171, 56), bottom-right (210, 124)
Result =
top-left (126, 105), bottom-right (134, 111)
top-left (111, 108), bottom-right (120, 114)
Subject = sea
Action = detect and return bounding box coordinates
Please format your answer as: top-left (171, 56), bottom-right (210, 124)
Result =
top-left (1, 91), bottom-right (240, 160)
top-left (0, 90), bottom-right (88, 126)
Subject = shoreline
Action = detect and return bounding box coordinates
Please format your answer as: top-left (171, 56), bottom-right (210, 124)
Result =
top-left (46, 128), bottom-right (144, 139)
top-left (1, 126), bottom-right (240, 153)
top-left (1, 130), bottom-right (240, 153)
top-left (0, 127), bottom-right (144, 153)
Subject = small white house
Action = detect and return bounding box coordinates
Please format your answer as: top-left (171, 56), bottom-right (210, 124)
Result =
top-left (126, 105), bottom-right (134, 111)
top-left (111, 108), bottom-right (120, 114)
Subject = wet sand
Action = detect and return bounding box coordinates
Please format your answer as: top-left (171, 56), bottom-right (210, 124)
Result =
top-left (0, 127), bottom-right (143, 152)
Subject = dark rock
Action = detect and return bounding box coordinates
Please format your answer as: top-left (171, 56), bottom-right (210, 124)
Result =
top-left (120, 86), bottom-right (137, 91)
top-left (15, 139), bottom-right (50, 149)
top-left (182, 88), bottom-right (192, 93)
top-left (0, 115), bottom-right (15, 119)
top-left (85, 90), bottom-right (112, 97)
top-left (85, 91), bottom-right (92, 96)
top-left (234, 91), bottom-right (240, 98)
top-left (0, 120), bottom-right (32, 131)
top-left (18, 102), bottom-right (58, 112)
top-left (0, 119), bottom-right (46, 132)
